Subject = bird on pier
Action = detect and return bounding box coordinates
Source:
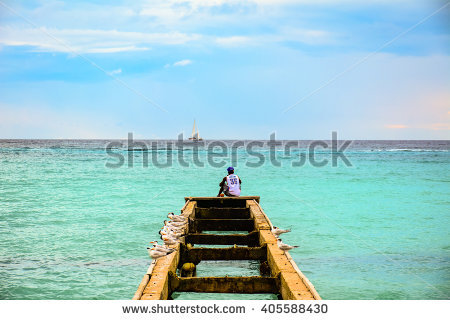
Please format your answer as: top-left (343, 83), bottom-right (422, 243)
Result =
top-left (149, 241), bottom-right (174, 253)
top-left (160, 228), bottom-right (184, 238)
top-left (163, 231), bottom-right (184, 240)
top-left (277, 238), bottom-right (299, 251)
top-left (162, 225), bottom-right (186, 235)
top-left (147, 247), bottom-right (175, 260)
top-left (161, 224), bottom-right (185, 235)
top-left (161, 234), bottom-right (182, 246)
top-left (168, 212), bottom-right (187, 222)
top-left (164, 220), bottom-right (186, 228)
top-left (271, 226), bottom-right (291, 238)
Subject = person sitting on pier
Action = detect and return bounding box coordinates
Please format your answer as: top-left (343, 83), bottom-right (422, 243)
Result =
top-left (217, 167), bottom-right (241, 197)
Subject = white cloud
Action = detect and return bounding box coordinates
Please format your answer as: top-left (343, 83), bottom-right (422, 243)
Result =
top-left (164, 59), bottom-right (193, 68)
top-left (86, 47), bottom-right (149, 54)
top-left (139, 3), bottom-right (191, 20)
top-left (279, 27), bottom-right (333, 45)
top-left (215, 36), bottom-right (253, 47)
top-left (215, 28), bottom-right (332, 47)
top-left (251, 0), bottom-right (411, 4)
top-left (0, 27), bottom-right (201, 53)
top-left (173, 59), bottom-right (193, 67)
top-left (385, 124), bottom-right (408, 129)
top-left (144, 0), bottom-right (379, 9)
top-left (0, 24), bottom-right (333, 54)
top-left (108, 68), bottom-right (122, 75)
top-left (0, 0), bottom-right (342, 54)
top-left (141, 0), bottom-right (407, 11)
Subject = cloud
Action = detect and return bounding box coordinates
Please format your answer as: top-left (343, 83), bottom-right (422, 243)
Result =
top-left (86, 47), bottom-right (149, 54)
top-left (428, 123), bottom-right (450, 130)
top-left (385, 123), bottom-right (450, 131)
top-left (172, 59), bottom-right (193, 67)
top-left (214, 28), bottom-right (332, 47)
top-left (215, 36), bottom-right (253, 47)
top-left (385, 124), bottom-right (408, 129)
top-left (252, 0), bottom-right (410, 4)
top-left (144, 0), bottom-right (405, 10)
top-left (0, 27), bottom-right (200, 54)
top-left (108, 68), bottom-right (122, 76)
top-left (279, 27), bottom-right (333, 45)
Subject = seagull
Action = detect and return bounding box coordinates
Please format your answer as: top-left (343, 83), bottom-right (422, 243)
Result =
top-left (152, 245), bottom-right (175, 254)
top-left (161, 234), bottom-right (182, 246)
top-left (147, 247), bottom-right (174, 260)
top-left (169, 222), bottom-right (187, 228)
top-left (277, 238), bottom-right (298, 251)
top-left (149, 241), bottom-right (174, 253)
top-left (158, 226), bottom-right (184, 234)
top-left (164, 220), bottom-right (187, 226)
top-left (161, 225), bottom-right (185, 236)
top-left (149, 240), bottom-right (165, 247)
top-left (162, 225), bottom-right (185, 234)
top-left (168, 212), bottom-right (187, 222)
top-left (271, 226), bottom-right (291, 238)
top-left (164, 220), bottom-right (186, 228)
top-left (167, 232), bottom-right (184, 240)
top-left (160, 229), bottom-right (184, 238)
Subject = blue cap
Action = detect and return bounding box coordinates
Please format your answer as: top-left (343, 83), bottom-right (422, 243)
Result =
top-left (227, 166), bottom-right (234, 172)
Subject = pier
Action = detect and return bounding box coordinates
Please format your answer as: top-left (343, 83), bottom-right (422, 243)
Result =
top-left (133, 196), bottom-right (321, 300)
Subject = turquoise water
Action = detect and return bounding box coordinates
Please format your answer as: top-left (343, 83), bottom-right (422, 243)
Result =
top-left (0, 140), bottom-right (449, 300)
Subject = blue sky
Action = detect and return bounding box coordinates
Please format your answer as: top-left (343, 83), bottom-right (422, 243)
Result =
top-left (0, 0), bottom-right (449, 139)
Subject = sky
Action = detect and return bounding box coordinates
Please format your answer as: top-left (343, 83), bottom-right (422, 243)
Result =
top-left (0, 0), bottom-right (449, 139)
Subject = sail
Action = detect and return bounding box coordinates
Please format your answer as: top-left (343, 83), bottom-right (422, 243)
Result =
top-left (188, 119), bottom-right (202, 140)
top-left (191, 120), bottom-right (196, 138)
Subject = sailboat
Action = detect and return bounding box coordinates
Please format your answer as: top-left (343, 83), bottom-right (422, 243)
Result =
top-left (188, 119), bottom-right (203, 141)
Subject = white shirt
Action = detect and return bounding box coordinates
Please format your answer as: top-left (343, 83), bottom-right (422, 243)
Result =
top-left (226, 174), bottom-right (241, 196)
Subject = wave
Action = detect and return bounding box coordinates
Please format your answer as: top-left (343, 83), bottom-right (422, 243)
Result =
top-left (383, 149), bottom-right (449, 152)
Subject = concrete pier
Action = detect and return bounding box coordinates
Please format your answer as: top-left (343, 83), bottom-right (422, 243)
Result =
top-left (133, 196), bottom-right (321, 300)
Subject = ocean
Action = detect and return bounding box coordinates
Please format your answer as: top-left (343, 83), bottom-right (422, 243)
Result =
top-left (0, 139), bottom-right (449, 300)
